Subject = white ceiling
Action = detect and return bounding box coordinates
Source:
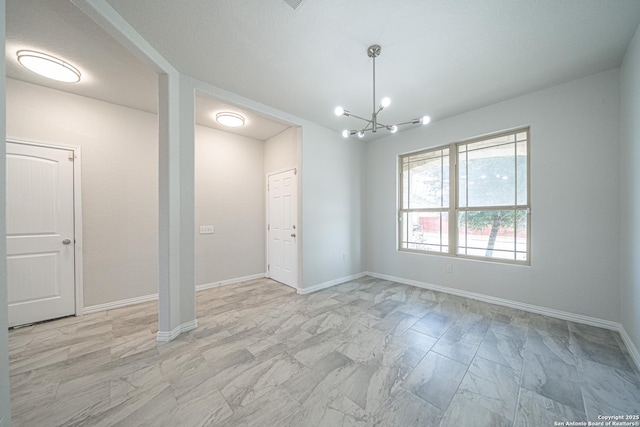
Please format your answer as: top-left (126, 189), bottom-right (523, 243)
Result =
top-left (5, 0), bottom-right (289, 141)
top-left (6, 0), bottom-right (158, 114)
top-left (195, 94), bottom-right (290, 141)
top-left (7, 1), bottom-right (640, 141)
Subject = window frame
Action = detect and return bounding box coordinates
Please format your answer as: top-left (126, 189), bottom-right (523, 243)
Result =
top-left (398, 127), bottom-right (531, 265)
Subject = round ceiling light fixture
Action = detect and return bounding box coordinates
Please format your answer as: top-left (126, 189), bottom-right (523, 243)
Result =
top-left (17, 50), bottom-right (81, 83)
top-left (215, 112), bottom-right (245, 127)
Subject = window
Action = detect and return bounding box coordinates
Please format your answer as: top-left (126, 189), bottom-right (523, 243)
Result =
top-left (399, 128), bottom-right (530, 264)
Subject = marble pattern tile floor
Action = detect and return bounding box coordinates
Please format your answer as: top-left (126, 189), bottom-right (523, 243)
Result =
top-left (8, 276), bottom-right (640, 426)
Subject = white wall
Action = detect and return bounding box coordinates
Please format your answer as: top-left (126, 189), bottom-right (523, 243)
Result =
top-left (194, 125), bottom-right (266, 285)
top-left (265, 126), bottom-right (299, 174)
top-left (6, 78), bottom-right (159, 307)
top-left (620, 24), bottom-right (640, 353)
top-left (301, 124), bottom-right (365, 288)
top-left (365, 69), bottom-right (621, 322)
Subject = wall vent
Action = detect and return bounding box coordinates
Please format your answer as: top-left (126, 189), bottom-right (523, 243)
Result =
top-left (283, 0), bottom-right (304, 10)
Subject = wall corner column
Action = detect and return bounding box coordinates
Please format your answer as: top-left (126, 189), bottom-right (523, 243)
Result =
top-left (157, 72), bottom-right (196, 341)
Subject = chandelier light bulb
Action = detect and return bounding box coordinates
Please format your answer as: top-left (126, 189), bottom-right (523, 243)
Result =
top-left (335, 106), bottom-right (345, 116)
top-left (390, 125), bottom-right (398, 133)
top-left (357, 130), bottom-right (365, 138)
top-left (342, 130), bottom-right (349, 138)
top-left (380, 97), bottom-right (391, 108)
top-left (422, 115), bottom-right (431, 125)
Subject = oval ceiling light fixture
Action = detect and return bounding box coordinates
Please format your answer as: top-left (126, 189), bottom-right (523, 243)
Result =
top-left (215, 112), bottom-right (245, 127)
top-left (17, 50), bottom-right (81, 83)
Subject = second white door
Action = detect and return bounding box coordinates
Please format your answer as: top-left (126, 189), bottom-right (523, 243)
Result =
top-left (7, 142), bottom-right (76, 327)
top-left (268, 169), bottom-right (298, 288)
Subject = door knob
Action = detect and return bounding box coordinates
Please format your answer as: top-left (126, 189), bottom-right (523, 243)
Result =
top-left (62, 239), bottom-right (72, 245)
top-left (291, 233), bottom-right (296, 238)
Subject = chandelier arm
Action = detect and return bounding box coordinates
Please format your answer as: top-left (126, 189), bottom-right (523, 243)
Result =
top-left (395, 119), bottom-right (421, 126)
top-left (346, 113), bottom-right (372, 123)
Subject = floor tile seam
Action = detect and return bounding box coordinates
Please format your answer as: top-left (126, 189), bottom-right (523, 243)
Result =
top-left (396, 383), bottom-right (446, 415)
top-left (212, 382), bottom-right (236, 420)
top-left (525, 346), bottom-right (583, 378)
top-left (518, 325), bottom-right (532, 389)
top-left (9, 347), bottom-right (72, 377)
top-left (511, 383), bottom-right (525, 425)
top-left (470, 353), bottom-right (522, 383)
top-left (425, 348), bottom-right (476, 413)
top-left (432, 326), bottom-right (485, 368)
top-left (575, 350), bottom-right (639, 377)
top-left (526, 332), bottom-right (579, 367)
top-left (454, 353), bottom-right (522, 422)
top-left (573, 356), bottom-right (597, 421)
top-left (570, 331), bottom-right (626, 356)
top-left (480, 333), bottom-right (527, 376)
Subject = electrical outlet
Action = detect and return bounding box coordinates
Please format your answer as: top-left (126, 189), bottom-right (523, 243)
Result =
top-left (200, 225), bottom-right (214, 234)
top-left (445, 264), bottom-right (453, 273)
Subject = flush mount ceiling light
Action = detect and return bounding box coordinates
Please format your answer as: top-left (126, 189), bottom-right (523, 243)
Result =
top-left (17, 50), bottom-right (81, 83)
top-left (215, 112), bottom-right (245, 127)
top-left (335, 45), bottom-right (430, 138)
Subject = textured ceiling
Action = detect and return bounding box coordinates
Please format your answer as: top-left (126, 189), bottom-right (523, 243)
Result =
top-left (6, 0), bottom-right (640, 141)
top-left (105, 0), bottom-right (640, 139)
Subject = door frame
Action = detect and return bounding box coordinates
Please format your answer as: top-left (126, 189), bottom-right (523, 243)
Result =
top-left (265, 167), bottom-right (300, 289)
top-left (7, 138), bottom-right (84, 317)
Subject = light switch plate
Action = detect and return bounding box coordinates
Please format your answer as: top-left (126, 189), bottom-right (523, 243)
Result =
top-left (200, 225), bottom-right (214, 234)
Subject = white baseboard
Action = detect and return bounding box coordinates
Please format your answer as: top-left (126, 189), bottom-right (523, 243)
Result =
top-left (156, 319), bottom-right (198, 342)
top-left (297, 272), bottom-right (366, 295)
top-left (83, 293), bottom-right (158, 315)
top-left (618, 326), bottom-right (640, 372)
top-left (365, 271), bottom-right (621, 331)
top-left (81, 269), bottom-right (640, 373)
top-left (196, 273), bottom-right (266, 292)
top-left (83, 273), bottom-right (267, 315)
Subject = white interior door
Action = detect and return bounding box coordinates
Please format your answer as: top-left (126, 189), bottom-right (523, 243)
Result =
top-left (268, 169), bottom-right (298, 288)
top-left (7, 142), bottom-right (76, 327)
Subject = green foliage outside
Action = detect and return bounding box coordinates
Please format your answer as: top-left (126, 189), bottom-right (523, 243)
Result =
top-left (461, 154), bottom-right (527, 256)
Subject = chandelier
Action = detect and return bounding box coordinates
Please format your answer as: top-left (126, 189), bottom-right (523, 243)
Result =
top-left (335, 45), bottom-right (430, 138)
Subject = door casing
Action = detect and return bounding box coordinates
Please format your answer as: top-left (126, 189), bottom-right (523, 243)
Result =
top-left (266, 167), bottom-right (300, 289)
top-left (7, 138), bottom-right (84, 320)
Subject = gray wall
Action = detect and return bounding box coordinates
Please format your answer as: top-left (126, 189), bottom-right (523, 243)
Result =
top-left (620, 23), bottom-right (640, 355)
top-left (194, 125), bottom-right (266, 285)
top-left (364, 68), bottom-right (621, 322)
top-left (301, 124), bottom-right (365, 288)
top-left (265, 126), bottom-right (299, 174)
top-left (6, 78), bottom-right (159, 308)
top-left (6, 78), bottom-right (279, 306)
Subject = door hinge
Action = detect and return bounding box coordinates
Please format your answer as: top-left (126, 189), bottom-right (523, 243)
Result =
top-left (268, 264), bottom-right (270, 270)
top-left (68, 153), bottom-right (74, 161)
top-left (268, 224), bottom-right (270, 231)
